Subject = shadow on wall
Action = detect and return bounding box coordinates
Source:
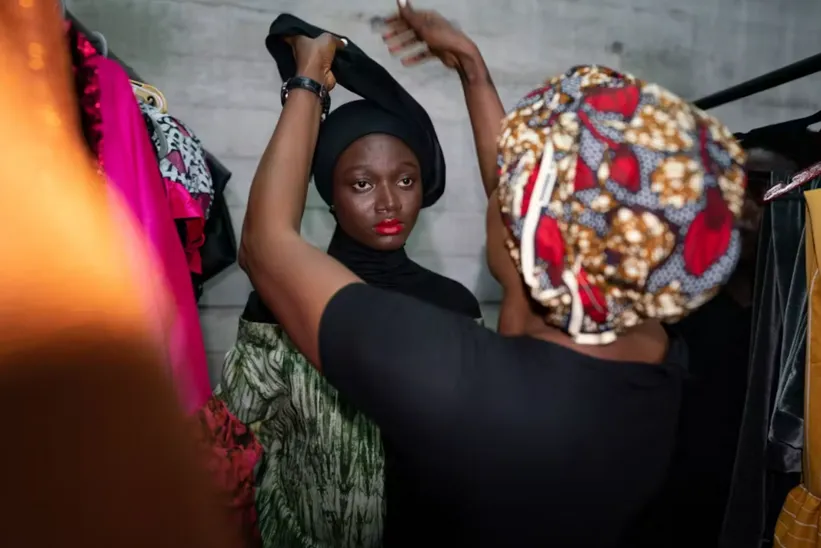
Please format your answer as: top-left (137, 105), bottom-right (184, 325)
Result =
top-left (67, 0), bottom-right (166, 80)
top-left (607, 39), bottom-right (698, 101)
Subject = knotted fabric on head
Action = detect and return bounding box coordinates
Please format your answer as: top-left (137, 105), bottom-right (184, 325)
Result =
top-left (497, 65), bottom-right (747, 345)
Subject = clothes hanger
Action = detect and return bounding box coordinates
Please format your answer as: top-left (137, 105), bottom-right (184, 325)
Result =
top-left (763, 160), bottom-right (821, 201)
top-left (89, 30), bottom-right (108, 57)
top-left (130, 80), bottom-right (168, 114)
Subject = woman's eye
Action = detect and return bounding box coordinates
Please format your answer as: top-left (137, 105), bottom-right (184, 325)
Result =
top-left (353, 180), bottom-right (372, 191)
top-left (398, 177), bottom-right (414, 187)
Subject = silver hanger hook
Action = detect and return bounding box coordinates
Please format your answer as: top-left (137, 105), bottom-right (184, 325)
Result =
top-left (91, 30), bottom-right (108, 57)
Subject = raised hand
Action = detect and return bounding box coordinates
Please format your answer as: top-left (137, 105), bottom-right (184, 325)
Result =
top-left (286, 33), bottom-right (346, 90)
top-left (379, 0), bottom-right (476, 69)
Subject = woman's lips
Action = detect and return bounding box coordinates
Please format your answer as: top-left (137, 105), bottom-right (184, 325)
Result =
top-left (374, 219), bottom-right (403, 235)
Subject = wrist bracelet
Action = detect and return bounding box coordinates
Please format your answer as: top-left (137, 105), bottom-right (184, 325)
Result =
top-left (281, 76), bottom-right (331, 119)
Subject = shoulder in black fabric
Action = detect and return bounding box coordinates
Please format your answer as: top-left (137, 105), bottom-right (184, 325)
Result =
top-left (266, 14), bottom-right (446, 208)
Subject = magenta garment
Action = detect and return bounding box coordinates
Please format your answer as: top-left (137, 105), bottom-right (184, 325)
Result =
top-left (91, 56), bottom-right (211, 412)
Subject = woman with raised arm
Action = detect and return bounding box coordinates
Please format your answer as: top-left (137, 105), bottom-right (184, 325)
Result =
top-left (239, 2), bottom-right (747, 545)
top-left (219, 26), bottom-right (482, 545)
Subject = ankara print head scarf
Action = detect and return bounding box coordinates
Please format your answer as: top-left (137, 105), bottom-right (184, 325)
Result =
top-left (497, 65), bottom-right (747, 345)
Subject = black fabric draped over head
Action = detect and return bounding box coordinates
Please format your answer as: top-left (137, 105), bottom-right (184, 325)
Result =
top-left (266, 13), bottom-right (445, 208)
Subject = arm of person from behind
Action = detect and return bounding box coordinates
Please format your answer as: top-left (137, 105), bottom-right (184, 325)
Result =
top-left (486, 188), bottom-right (532, 335)
top-left (239, 34), bottom-right (360, 368)
top-left (384, 0), bottom-right (505, 197)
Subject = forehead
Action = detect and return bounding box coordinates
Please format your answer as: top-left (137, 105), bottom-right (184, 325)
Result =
top-left (336, 134), bottom-right (418, 168)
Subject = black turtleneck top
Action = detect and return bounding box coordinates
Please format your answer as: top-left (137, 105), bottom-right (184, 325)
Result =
top-left (243, 226), bottom-right (483, 324)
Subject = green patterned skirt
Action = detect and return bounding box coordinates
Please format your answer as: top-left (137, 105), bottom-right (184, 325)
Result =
top-left (215, 319), bottom-right (385, 548)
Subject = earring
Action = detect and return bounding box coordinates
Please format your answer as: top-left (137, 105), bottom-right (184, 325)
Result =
top-left (329, 205), bottom-right (336, 213)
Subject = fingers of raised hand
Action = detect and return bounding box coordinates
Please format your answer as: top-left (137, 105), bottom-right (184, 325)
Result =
top-left (325, 71), bottom-right (337, 91)
top-left (380, 19), bottom-right (433, 66)
top-left (318, 32), bottom-right (346, 50)
top-left (400, 50), bottom-right (435, 67)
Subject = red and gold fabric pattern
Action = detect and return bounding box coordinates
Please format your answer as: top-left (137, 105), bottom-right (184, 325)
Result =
top-left (497, 65), bottom-right (747, 344)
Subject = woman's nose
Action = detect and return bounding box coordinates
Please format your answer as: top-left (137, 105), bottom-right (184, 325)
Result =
top-left (375, 183), bottom-right (401, 213)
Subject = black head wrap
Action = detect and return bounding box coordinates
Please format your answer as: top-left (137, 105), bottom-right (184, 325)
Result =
top-left (266, 14), bottom-right (445, 208)
top-left (312, 100), bottom-right (429, 206)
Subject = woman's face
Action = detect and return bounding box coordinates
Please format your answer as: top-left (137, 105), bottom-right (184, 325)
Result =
top-left (331, 134), bottom-right (423, 251)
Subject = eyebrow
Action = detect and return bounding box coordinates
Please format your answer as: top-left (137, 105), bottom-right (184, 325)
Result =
top-left (343, 161), bottom-right (420, 173)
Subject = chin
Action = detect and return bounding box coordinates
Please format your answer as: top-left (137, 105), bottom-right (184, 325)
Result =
top-left (369, 234), bottom-right (407, 251)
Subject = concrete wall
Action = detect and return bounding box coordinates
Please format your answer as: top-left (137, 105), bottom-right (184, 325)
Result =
top-left (68, 0), bottom-right (821, 385)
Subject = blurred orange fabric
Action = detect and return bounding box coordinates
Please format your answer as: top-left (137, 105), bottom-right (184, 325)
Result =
top-left (0, 1), bottom-right (239, 547)
top-left (0, 0), bottom-right (169, 352)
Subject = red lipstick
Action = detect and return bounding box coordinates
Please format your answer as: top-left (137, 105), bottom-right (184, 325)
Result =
top-left (374, 218), bottom-right (404, 235)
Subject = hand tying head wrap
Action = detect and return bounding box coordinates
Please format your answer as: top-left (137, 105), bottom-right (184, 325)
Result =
top-left (497, 65), bottom-right (747, 345)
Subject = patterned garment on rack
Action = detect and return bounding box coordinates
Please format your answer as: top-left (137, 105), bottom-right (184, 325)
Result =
top-left (140, 102), bottom-right (214, 218)
top-left (139, 101), bottom-right (212, 274)
top-left (215, 320), bottom-right (384, 548)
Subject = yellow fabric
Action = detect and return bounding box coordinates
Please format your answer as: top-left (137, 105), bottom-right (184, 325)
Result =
top-left (774, 188), bottom-right (821, 546)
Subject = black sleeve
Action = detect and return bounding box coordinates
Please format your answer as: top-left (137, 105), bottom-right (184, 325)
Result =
top-left (464, 290), bottom-right (484, 323)
top-left (319, 283), bottom-right (491, 449)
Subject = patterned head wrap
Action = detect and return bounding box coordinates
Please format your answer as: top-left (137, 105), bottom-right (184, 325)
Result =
top-left (497, 65), bottom-right (747, 345)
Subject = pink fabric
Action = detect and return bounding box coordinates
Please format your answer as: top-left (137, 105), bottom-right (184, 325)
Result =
top-left (166, 182), bottom-right (206, 274)
top-left (92, 56), bottom-right (211, 412)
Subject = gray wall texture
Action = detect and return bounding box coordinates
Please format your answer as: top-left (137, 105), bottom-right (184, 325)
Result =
top-left (68, 0), bottom-right (821, 385)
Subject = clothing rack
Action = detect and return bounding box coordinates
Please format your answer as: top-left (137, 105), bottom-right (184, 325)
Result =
top-left (66, 11), bottom-right (142, 82)
top-left (693, 52), bottom-right (821, 110)
top-left (66, 11), bottom-right (228, 167)
top-left (66, 10), bottom-right (238, 295)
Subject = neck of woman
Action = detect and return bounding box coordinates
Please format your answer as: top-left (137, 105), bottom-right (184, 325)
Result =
top-left (326, 225), bottom-right (416, 289)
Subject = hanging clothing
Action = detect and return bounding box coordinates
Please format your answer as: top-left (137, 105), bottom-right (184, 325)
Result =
top-left (720, 175), bottom-right (821, 547)
top-left (770, 195), bottom-right (811, 467)
top-left (773, 187), bottom-right (821, 546)
top-left (91, 54), bottom-right (211, 412)
top-left (139, 101), bottom-right (212, 274)
top-left (192, 153), bottom-right (238, 302)
top-left (72, 31), bottom-right (261, 545)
